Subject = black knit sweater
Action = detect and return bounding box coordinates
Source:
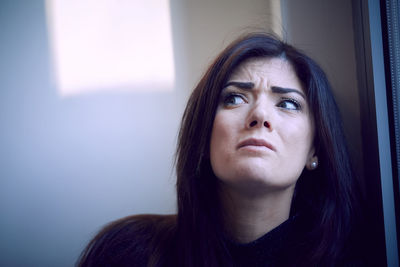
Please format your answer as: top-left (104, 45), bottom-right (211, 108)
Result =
top-left (78, 214), bottom-right (363, 267)
top-left (226, 217), bottom-right (295, 267)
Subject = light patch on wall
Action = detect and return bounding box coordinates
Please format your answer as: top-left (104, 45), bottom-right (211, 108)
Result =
top-left (45, 0), bottom-right (175, 96)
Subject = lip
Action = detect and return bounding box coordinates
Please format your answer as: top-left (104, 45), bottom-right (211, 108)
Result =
top-left (237, 138), bottom-right (276, 152)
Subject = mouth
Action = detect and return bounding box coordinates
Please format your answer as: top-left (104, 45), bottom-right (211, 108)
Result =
top-left (237, 138), bottom-right (276, 152)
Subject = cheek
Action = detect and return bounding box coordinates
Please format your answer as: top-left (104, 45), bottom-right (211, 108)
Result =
top-left (281, 120), bottom-right (314, 157)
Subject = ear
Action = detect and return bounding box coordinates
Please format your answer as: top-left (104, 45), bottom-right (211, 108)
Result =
top-left (305, 147), bottom-right (318, 171)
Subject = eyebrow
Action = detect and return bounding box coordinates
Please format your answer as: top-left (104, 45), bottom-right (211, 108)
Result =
top-left (223, 81), bottom-right (254, 90)
top-left (271, 86), bottom-right (305, 99)
top-left (223, 81), bottom-right (305, 99)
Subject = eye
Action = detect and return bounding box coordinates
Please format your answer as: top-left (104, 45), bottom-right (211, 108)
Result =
top-left (277, 98), bottom-right (301, 111)
top-left (223, 93), bottom-right (246, 106)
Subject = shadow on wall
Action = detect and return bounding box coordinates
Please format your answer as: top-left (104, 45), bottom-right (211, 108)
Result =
top-left (0, 1), bottom-right (178, 266)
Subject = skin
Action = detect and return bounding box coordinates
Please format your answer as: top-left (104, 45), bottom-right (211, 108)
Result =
top-left (209, 57), bottom-right (316, 243)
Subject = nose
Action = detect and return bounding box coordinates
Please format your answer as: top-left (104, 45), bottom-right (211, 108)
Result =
top-left (246, 101), bottom-right (273, 131)
top-left (248, 120), bottom-right (270, 128)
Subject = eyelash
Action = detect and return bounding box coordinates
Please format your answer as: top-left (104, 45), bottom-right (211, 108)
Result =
top-left (221, 93), bottom-right (302, 111)
top-left (222, 93), bottom-right (246, 106)
top-left (277, 98), bottom-right (302, 111)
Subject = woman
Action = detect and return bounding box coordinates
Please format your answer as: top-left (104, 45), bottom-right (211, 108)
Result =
top-left (78, 33), bottom-right (359, 266)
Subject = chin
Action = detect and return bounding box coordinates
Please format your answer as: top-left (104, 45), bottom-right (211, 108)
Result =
top-left (219, 167), bottom-right (298, 195)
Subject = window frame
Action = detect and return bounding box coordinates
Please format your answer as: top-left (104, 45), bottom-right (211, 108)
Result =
top-left (352, 0), bottom-right (399, 265)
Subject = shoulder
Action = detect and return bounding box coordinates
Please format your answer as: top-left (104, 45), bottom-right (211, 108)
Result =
top-left (77, 214), bottom-right (177, 267)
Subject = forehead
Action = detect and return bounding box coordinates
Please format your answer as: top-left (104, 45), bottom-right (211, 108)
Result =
top-left (228, 57), bottom-right (304, 91)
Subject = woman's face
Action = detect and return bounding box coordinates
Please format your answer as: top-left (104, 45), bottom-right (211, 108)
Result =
top-left (209, 57), bottom-right (315, 195)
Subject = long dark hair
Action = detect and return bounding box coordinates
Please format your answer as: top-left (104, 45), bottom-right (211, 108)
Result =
top-left (175, 32), bottom-right (355, 266)
top-left (77, 33), bottom-right (357, 267)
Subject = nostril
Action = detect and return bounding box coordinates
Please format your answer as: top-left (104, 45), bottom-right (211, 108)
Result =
top-left (250, 121), bottom-right (257, 127)
top-left (264, 121), bottom-right (270, 128)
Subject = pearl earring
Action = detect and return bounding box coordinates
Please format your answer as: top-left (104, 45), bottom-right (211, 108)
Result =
top-left (310, 161), bottom-right (318, 170)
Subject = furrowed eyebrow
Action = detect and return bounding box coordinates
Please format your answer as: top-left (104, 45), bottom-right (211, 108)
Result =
top-left (223, 82), bottom-right (306, 99)
top-left (271, 86), bottom-right (305, 99)
top-left (223, 81), bottom-right (254, 90)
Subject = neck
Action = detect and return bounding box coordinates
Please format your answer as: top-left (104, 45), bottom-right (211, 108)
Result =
top-left (220, 184), bottom-right (295, 243)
